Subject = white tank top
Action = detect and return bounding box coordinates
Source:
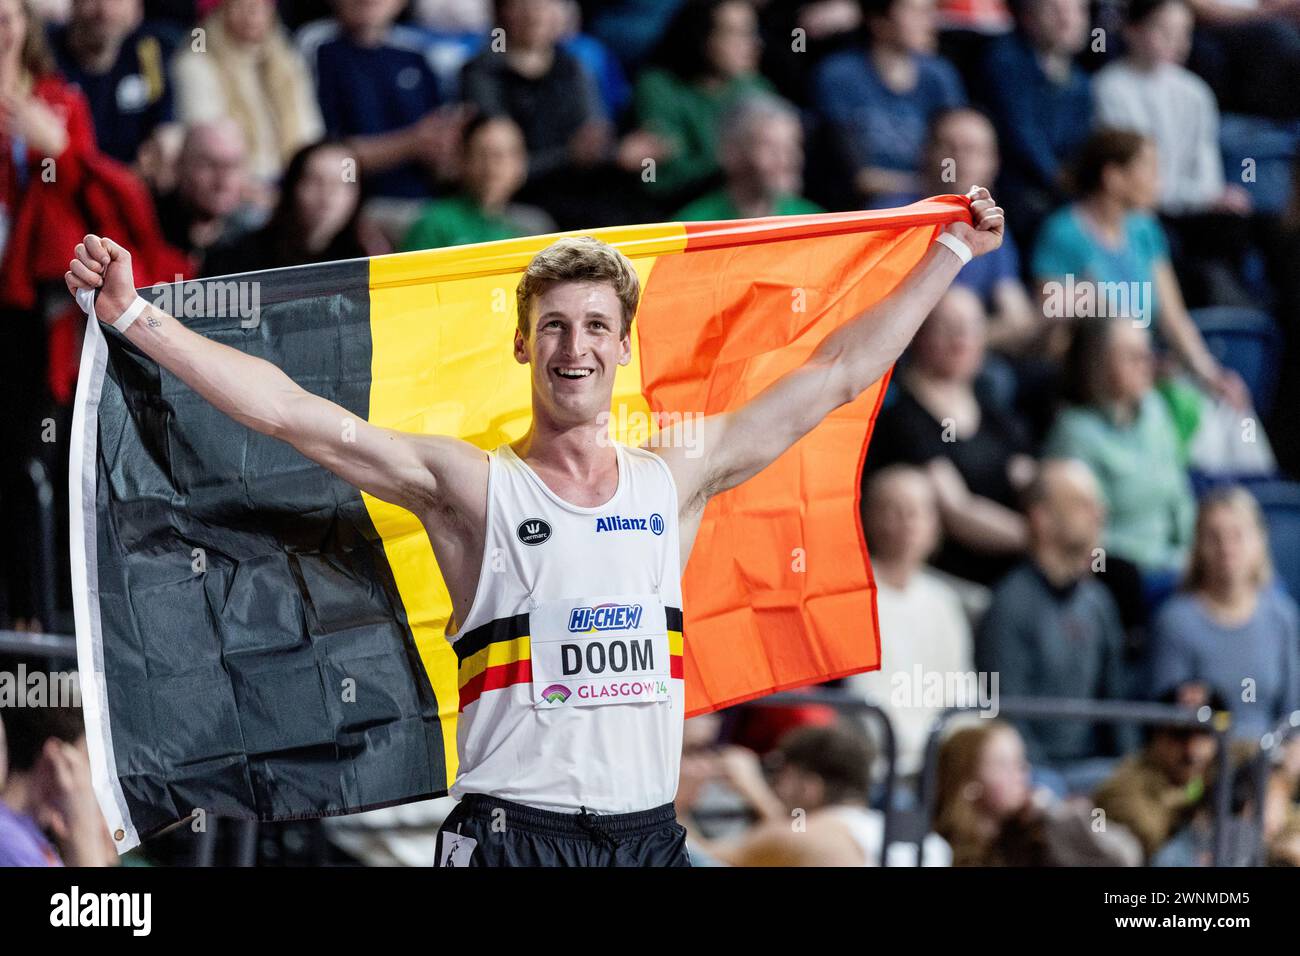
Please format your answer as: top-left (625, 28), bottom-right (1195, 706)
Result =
top-left (447, 442), bottom-right (685, 812)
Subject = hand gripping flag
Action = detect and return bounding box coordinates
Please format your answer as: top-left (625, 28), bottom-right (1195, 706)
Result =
top-left (70, 197), bottom-right (972, 849)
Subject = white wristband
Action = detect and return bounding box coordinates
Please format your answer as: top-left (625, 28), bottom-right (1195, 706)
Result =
top-left (112, 296), bottom-right (149, 332)
top-left (73, 288), bottom-right (148, 333)
top-left (935, 232), bottom-right (973, 265)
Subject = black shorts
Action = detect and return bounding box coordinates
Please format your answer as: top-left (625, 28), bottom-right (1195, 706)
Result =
top-left (434, 793), bottom-right (691, 867)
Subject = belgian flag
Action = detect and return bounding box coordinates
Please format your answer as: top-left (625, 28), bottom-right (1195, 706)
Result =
top-left (70, 198), bottom-right (970, 851)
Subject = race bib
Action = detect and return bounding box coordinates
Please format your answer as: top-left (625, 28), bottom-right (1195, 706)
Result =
top-left (529, 593), bottom-right (671, 708)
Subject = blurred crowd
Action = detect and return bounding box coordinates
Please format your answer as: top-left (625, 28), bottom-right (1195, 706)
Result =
top-left (2, 0), bottom-right (1300, 866)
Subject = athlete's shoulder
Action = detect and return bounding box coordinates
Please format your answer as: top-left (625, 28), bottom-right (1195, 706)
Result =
top-left (626, 443), bottom-right (680, 491)
top-left (620, 441), bottom-right (662, 463)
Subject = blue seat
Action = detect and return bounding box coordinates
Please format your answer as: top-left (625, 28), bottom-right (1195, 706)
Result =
top-left (1250, 480), bottom-right (1300, 602)
top-left (1190, 306), bottom-right (1282, 417)
top-left (1219, 114), bottom-right (1300, 216)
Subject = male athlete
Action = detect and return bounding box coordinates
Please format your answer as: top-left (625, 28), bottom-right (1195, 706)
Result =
top-left (66, 186), bottom-right (1003, 866)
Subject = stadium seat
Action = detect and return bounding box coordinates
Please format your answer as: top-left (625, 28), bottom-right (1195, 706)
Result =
top-left (1219, 114), bottom-right (1300, 216)
top-left (1249, 480), bottom-right (1300, 601)
top-left (1190, 306), bottom-right (1282, 417)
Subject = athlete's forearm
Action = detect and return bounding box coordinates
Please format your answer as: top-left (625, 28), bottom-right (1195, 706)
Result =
top-left (109, 297), bottom-right (456, 515)
top-left (117, 300), bottom-right (304, 438)
top-left (815, 242), bottom-right (963, 404)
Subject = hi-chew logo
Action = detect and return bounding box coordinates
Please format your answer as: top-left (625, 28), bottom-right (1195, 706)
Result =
top-left (568, 603), bottom-right (644, 632)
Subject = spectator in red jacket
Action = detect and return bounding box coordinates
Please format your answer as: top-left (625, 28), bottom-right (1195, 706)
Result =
top-left (0, 0), bottom-right (97, 293)
top-left (0, 0), bottom-right (187, 630)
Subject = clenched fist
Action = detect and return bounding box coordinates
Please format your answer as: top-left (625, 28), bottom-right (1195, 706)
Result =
top-left (944, 185), bottom-right (1005, 259)
top-left (65, 234), bottom-right (139, 326)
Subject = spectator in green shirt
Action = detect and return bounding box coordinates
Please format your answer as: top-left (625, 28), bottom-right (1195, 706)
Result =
top-left (635, 0), bottom-right (774, 206)
top-left (676, 93), bottom-right (823, 221)
top-left (402, 115), bottom-right (555, 253)
top-left (1044, 318), bottom-right (1196, 574)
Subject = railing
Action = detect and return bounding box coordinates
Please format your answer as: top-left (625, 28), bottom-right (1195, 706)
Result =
top-left (0, 629), bottom-right (77, 659)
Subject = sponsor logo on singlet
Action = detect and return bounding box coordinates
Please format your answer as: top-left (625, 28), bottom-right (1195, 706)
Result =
top-left (516, 518), bottom-right (552, 546)
top-left (594, 513), bottom-right (664, 535)
top-left (567, 603), bottom-right (644, 632)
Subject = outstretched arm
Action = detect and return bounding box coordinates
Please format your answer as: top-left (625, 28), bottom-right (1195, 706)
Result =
top-left (660, 187), bottom-right (1005, 514)
top-left (66, 235), bottom-right (483, 517)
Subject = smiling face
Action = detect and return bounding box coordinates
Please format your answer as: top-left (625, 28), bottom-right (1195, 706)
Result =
top-left (514, 280), bottom-right (631, 428)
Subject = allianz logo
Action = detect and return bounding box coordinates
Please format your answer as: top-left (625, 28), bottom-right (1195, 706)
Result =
top-left (594, 513), bottom-right (664, 535)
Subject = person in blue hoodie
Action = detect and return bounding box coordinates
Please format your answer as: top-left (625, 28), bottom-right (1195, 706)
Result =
top-left (981, 0), bottom-right (1093, 245)
top-left (810, 0), bottom-right (965, 206)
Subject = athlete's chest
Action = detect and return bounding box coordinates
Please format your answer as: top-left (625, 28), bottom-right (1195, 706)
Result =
top-left (501, 504), bottom-right (675, 571)
top-left (483, 449), bottom-right (682, 599)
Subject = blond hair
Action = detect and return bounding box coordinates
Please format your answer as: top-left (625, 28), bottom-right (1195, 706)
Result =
top-left (1184, 486), bottom-right (1274, 593)
top-left (516, 237), bottom-right (640, 338)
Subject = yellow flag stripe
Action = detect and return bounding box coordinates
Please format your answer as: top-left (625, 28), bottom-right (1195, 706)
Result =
top-left (362, 223), bottom-right (686, 785)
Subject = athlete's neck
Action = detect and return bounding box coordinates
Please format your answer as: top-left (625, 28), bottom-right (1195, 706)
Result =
top-left (511, 418), bottom-right (617, 484)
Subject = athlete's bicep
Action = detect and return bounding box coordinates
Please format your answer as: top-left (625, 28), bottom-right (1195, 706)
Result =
top-left (650, 415), bottom-right (730, 519)
top-left (658, 359), bottom-right (849, 509)
top-left (280, 390), bottom-right (485, 515)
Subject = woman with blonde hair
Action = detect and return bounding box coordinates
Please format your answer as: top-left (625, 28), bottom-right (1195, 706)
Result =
top-left (1150, 487), bottom-right (1300, 741)
top-left (171, 0), bottom-right (323, 185)
top-left (935, 721), bottom-right (1141, 866)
